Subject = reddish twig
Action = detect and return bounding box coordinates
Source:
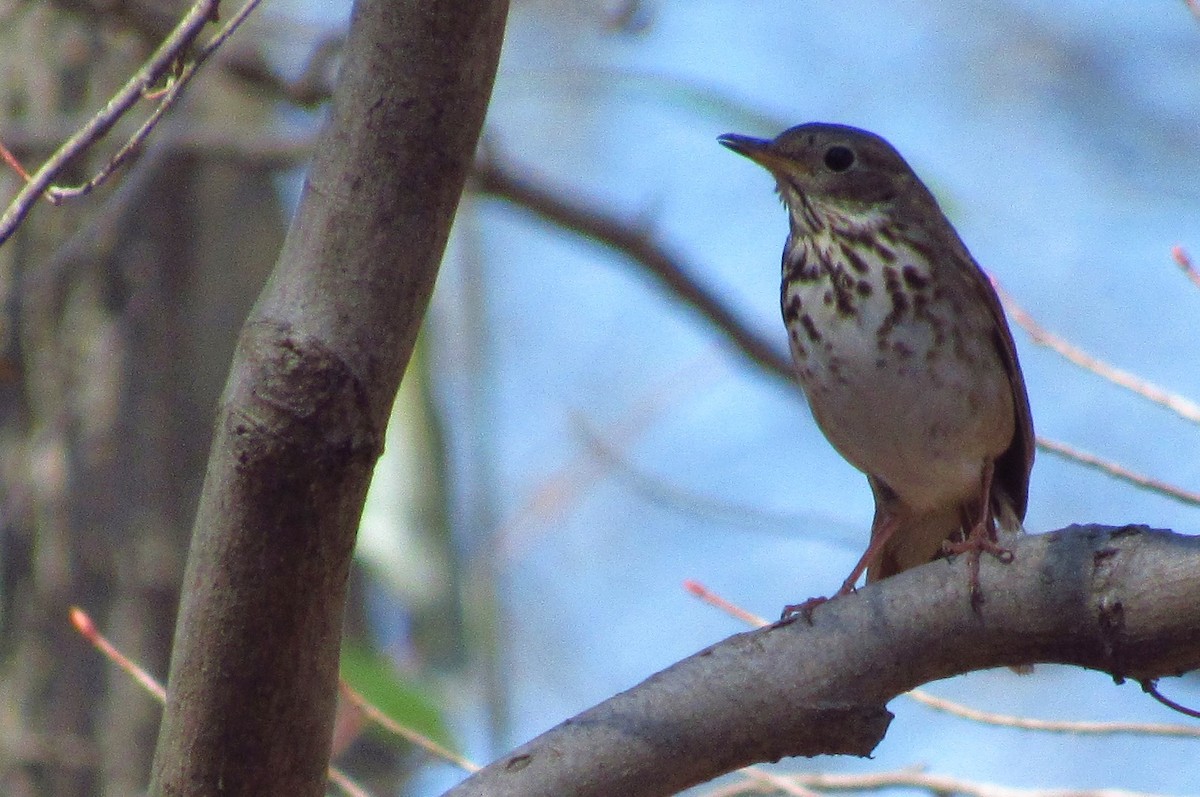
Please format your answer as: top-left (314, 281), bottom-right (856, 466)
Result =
top-left (683, 580), bottom-right (769, 628)
top-left (69, 607), bottom-right (374, 794)
top-left (70, 606), bottom-right (166, 702)
top-left (1171, 245), bottom-right (1200, 291)
top-left (0, 139), bottom-right (32, 182)
top-left (340, 683), bottom-right (479, 773)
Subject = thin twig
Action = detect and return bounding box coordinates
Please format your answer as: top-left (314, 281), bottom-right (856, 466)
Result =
top-left (0, 0), bottom-right (263, 244)
top-left (1037, 438), bottom-right (1200, 507)
top-left (69, 607), bottom-right (376, 794)
top-left (327, 767), bottom-right (375, 797)
top-left (69, 607), bottom-right (166, 702)
top-left (0, 0), bottom-right (217, 242)
top-left (727, 766), bottom-right (824, 797)
top-left (683, 580), bottom-right (769, 628)
top-left (1171, 245), bottom-right (1200, 291)
top-left (341, 683), bottom-right (480, 773)
top-left (706, 763), bottom-right (1178, 797)
top-left (0, 139), bottom-right (32, 182)
top-left (1140, 679), bottom-right (1200, 721)
top-left (46, 0), bottom-right (265, 204)
top-left (707, 766), bottom-right (1175, 797)
top-left (907, 688), bottom-right (1200, 738)
top-left (792, 769), bottom-right (1170, 797)
top-left (993, 278), bottom-right (1200, 425)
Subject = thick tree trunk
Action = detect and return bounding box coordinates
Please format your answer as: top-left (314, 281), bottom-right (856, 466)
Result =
top-left (147, 1), bottom-right (509, 795)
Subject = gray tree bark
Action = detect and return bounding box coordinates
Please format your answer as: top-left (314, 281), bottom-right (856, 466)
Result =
top-left (146, 1), bottom-right (509, 795)
top-left (442, 525), bottom-right (1200, 797)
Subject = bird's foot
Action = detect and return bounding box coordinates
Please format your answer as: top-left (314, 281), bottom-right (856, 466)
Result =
top-left (777, 580), bottom-right (858, 626)
top-left (942, 527), bottom-right (1014, 610)
top-left (777, 596), bottom-right (829, 626)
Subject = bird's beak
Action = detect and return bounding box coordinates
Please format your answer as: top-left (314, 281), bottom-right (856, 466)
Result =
top-left (718, 133), bottom-right (792, 175)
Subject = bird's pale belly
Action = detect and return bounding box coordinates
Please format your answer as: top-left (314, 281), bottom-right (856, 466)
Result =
top-left (783, 281), bottom-right (1014, 513)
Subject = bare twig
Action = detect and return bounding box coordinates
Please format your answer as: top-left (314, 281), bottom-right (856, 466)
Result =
top-left (473, 152), bottom-right (796, 385)
top-left (327, 768), bottom-right (375, 797)
top-left (0, 139), bottom-right (32, 182)
top-left (70, 607), bottom-right (374, 795)
top-left (70, 607), bottom-right (166, 702)
top-left (341, 684), bottom-right (479, 773)
top-left (783, 768), bottom-right (1171, 797)
top-left (727, 766), bottom-right (822, 797)
top-left (1140, 679), bottom-right (1200, 720)
top-left (907, 688), bottom-right (1200, 738)
top-left (992, 278), bottom-right (1200, 425)
top-left (1037, 438), bottom-right (1200, 507)
top-left (45, 0), bottom-right (265, 204)
top-left (0, 0), bottom-right (262, 245)
top-left (2, 123), bottom-right (314, 169)
top-left (1171, 245), bottom-right (1200, 291)
top-left (0, 0), bottom-right (217, 241)
top-left (57, 0), bottom-right (342, 108)
top-left (684, 580), bottom-right (769, 628)
top-left (706, 766), bottom-right (1177, 797)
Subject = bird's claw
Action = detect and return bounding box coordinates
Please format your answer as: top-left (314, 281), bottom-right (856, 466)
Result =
top-left (778, 596), bottom-right (829, 626)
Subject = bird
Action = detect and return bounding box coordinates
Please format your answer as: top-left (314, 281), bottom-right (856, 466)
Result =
top-left (718, 123), bottom-right (1034, 618)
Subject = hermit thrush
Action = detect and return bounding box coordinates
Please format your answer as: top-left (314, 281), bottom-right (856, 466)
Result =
top-left (719, 123), bottom-right (1034, 617)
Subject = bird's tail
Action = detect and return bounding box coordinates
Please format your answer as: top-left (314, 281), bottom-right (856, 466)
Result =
top-left (865, 490), bottom-right (1024, 584)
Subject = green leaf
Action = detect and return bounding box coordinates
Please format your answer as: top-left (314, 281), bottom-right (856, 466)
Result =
top-left (340, 644), bottom-right (455, 750)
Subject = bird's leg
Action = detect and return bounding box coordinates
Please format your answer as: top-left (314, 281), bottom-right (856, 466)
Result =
top-left (779, 512), bottom-right (899, 625)
top-left (941, 460), bottom-right (1014, 608)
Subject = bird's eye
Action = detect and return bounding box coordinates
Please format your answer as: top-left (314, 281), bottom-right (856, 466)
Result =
top-left (823, 145), bottom-right (855, 172)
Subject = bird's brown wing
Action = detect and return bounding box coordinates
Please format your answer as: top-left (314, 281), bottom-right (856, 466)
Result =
top-left (980, 273), bottom-right (1035, 521)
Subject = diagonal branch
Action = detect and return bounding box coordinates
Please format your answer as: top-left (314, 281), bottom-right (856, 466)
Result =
top-left (473, 152), bottom-right (797, 384)
top-left (441, 525), bottom-right (1200, 797)
top-left (0, 0), bottom-right (221, 244)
